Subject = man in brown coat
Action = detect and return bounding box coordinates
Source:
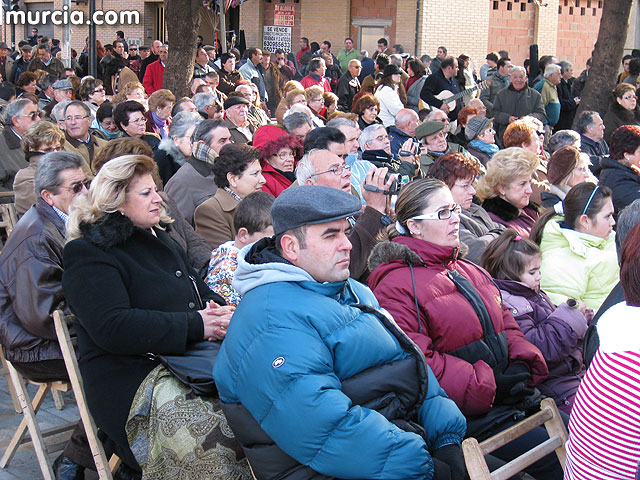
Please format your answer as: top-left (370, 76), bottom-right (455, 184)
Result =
top-left (61, 101), bottom-right (108, 175)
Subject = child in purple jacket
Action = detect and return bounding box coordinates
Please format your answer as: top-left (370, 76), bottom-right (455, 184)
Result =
top-left (480, 228), bottom-right (592, 413)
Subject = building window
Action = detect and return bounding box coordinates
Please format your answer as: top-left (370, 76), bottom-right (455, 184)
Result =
top-left (358, 26), bottom-right (386, 56)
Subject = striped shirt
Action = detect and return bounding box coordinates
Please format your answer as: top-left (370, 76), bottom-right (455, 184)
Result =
top-left (564, 302), bottom-right (640, 480)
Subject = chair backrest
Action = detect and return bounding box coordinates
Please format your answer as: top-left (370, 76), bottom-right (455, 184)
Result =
top-left (53, 310), bottom-right (119, 480)
top-left (462, 398), bottom-right (568, 480)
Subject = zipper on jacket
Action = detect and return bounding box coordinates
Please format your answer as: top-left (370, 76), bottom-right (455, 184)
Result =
top-left (189, 275), bottom-right (205, 309)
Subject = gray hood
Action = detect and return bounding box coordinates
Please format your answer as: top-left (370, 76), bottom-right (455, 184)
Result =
top-left (232, 237), bottom-right (314, 296)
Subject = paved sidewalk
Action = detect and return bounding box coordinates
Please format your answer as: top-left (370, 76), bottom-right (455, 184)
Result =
top-left (0, 373), bottom-right (83, 479)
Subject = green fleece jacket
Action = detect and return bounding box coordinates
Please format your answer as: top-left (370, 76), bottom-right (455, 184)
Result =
top-left (539, 218), bottom-right (619, 311)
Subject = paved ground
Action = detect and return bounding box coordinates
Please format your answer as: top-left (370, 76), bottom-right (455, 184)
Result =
top-left (0, 372), bottom-right (95, 480)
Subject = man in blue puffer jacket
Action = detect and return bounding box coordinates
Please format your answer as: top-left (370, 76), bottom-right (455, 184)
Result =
top-left (214, 185), bottom-right (467, 480)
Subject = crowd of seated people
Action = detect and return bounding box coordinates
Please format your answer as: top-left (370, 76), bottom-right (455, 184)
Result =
top-left (0, 32), bottom-right (639, 480)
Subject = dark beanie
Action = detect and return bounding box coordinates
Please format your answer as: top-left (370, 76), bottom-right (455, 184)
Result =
top-left (547, 146), bottom-right (580, 185)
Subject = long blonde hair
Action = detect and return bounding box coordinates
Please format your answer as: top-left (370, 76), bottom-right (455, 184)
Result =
top-left (66, 155), bottom-right (172, 241)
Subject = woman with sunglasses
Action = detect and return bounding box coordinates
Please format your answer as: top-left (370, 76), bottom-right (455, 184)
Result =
top-left (368, 178), bottom-right (561, 480)
top-left (13, 121), bottom-right (66, 215)
top-left (602, 83), bottom-right (640, 144)
top-left (530, 182), bottom-right (618, 311)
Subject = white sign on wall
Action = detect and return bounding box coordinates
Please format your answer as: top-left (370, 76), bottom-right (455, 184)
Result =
top-left (263, 25), bottom-right (291, 53)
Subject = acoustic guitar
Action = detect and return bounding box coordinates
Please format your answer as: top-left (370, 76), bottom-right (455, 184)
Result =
top-left (435, 80), bottom-right (491, 111)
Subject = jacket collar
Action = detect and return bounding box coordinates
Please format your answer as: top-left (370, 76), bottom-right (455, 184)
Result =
top-left (186, 154), bottom-right (215, 177)
top-left (3, 127), bottom-right (21, 150)
top-left (217, 188), bottom-right (240, 212)
top-left (35, 198), bottom-right (66, 237)
top-left (79, 211), bottom-right (136, 249)
top-left (482, 196), bottom-right (537, 222)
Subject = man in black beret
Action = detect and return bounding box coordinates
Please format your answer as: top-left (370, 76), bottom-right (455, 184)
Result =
top-left (214, 185), bottom-right (468, 480)
top-left (223, 94), bottom-right (253, 144)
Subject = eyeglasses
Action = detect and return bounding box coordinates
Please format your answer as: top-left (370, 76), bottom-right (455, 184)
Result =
top-left (622, 94), bottom-right (637, 101)
top-left (276, 150), bottom-right (295, 160)
top-left (38, 145), bottom-right (62, 153)
top-left (60, 179), bottom-right (91, 194)
top-left (65, 115), bottom-right (90, 122)
top-left (128, 117), bottom-right (146, 125)
top-left (93, 87), bottom-right (105, 94)
top-left (453, 182), bottom-right (475, 191)
top-left (20, 111), bottom-right (40, 121)
top-left (311, 163), bottom-right (351, 177)
top-left (536, 130), bottom-right (545, 137)
top-left (410, 204), bottom-right (461, 221)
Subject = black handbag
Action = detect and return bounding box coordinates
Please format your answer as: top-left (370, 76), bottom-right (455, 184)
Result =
top-left (147, 340), bottom-right (221, 397)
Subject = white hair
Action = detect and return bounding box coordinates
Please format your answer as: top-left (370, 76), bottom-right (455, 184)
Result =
top-left (544, 64), bottom-right (561, 78)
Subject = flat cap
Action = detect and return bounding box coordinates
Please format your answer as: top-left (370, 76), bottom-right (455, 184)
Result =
top-left (415, 120), bottom-right (445, 140)
top-left (272, 185), bottom-right (362, 235)
top-left (224, 95), bottom-right (250, 110)
top-left (465, 115), bottom-right (493, 141)
top-left (0, 42), bottom-right (9, 50)
top-left (52, 79), bottom-right (73, 90)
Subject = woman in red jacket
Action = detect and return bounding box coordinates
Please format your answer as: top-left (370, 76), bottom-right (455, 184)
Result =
top-left (368, 178), bottom-right (564, 480)
top-left (253, 125), bottom-right (302, 197)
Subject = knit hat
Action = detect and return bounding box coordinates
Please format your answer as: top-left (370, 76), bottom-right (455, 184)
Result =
top-left (252, 125), bottom-right (287, 150)
top-left (547, 145), bottom-right (581, 185)
top-left (271, 185), bottom-right (362, 235)
top-left (415, 120), bottom-right (445, 140)
top-left (382, 64), bottom-right (402, 77)
top-left (465, 116), bottom-right (493, 141)
top-left (223, 95), bottom-right (250, 110)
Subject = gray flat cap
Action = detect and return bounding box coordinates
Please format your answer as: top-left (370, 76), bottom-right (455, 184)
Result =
top-left (52, 79), bottom-right (73, 90)
top-left (272, 185), bottom-right (362, 235)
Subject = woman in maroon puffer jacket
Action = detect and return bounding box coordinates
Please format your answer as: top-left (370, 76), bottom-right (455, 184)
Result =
top-left (368, 178), bottom-right (564, 480)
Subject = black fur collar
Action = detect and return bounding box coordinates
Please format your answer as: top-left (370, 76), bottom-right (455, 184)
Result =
top-left (79, 212), bottom-right (136, 250)
top-left (482, 196), bottom-right (527, 222)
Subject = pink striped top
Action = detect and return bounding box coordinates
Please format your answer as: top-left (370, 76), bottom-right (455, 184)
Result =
top-left (564, 302), bottom-right (640, 480)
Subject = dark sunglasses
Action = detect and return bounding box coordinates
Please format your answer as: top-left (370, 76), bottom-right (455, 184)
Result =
top-left (61, 179), bottom-right (91, 194)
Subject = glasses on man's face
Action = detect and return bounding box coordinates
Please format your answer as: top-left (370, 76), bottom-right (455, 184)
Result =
top-left (20, 111), bottom-right (40, 121)
top-left (411, 204), bottom-right (461, 221)
top-left (60, 179), bottom-right (91, 195)
top-left (311, 163), bottom-right (351, 177)
top-left (65, 115), bottom-right (90, 123)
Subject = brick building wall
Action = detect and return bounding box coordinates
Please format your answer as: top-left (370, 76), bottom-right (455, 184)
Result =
top-left (419, 0), bottom-right (490, 69)
top-left (556, 0), bottom-right (602, 67)
top-left (350, 0), bottom-right (397, 47)
top-left (488, 0), bottom-right (535, 66)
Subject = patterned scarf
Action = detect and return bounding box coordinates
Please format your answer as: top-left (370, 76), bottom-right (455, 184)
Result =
top-left (192, 141), bottom-right (218, 166)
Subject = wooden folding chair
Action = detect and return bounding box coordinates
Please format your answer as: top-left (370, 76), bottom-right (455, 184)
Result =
top-left (53, 310), bottom-right (121, 479)
top-left (0, 343), bottom-right (21, 412)
top-left (462, 398), bottom-right (568, 480)
top-left (0, 360), bottom-right (75, 479)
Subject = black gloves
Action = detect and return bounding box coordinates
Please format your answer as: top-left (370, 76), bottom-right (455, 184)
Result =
top-left (433, 444), bottom-right (469, 480)
top-left (494, 363), bottom-right (531, 404)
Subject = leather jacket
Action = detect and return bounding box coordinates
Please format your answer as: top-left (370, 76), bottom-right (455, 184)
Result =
top-left (0, 199), bottom-right (67, 363)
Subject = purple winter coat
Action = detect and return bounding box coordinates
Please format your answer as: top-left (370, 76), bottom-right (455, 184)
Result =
top-left (494, 279), bottom-right (587, 413)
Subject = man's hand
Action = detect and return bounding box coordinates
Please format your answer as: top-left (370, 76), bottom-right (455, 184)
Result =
top-left (508, 116), bottom-right (518, 123)
top-left (440, 103), bottom-right (450, 114)
top-left (361, 167), bottom-right (393, 214)
top-left (199, 301), bottom-right (235, 341)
